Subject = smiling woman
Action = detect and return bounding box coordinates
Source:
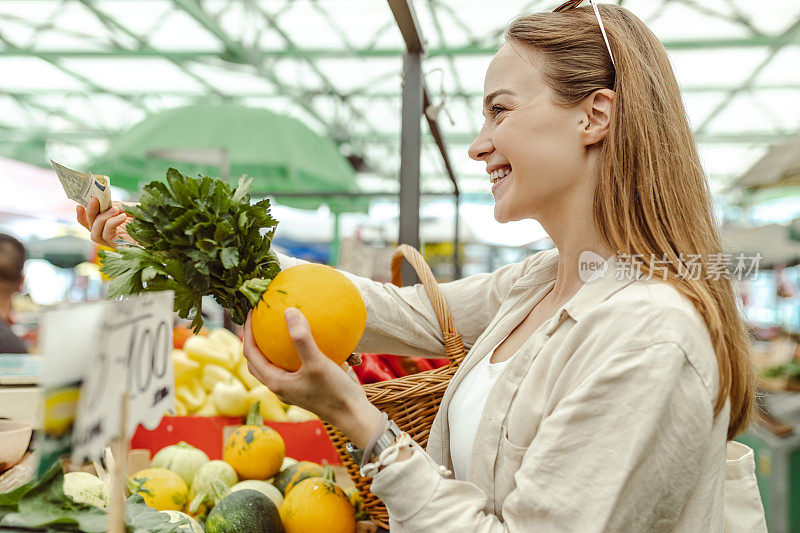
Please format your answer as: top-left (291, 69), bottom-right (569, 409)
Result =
top-left (80, 3), bottom-right (765, 532)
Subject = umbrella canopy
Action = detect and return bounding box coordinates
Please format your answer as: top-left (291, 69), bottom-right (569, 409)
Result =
top-left (26, 233), bottom-right (93, 269)
top-left (92, 103), bottom-right (364, 212)
top-left (732, 134), bottom-right (800, 191)
top-left (722, 223), bottom-right (800, 268)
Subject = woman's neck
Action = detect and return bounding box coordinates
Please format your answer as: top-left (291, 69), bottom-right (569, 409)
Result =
top-left (540, 211), bottom-right (613, 305)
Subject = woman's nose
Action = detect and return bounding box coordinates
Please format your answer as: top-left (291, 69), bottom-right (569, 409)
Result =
top-left (468, 126), bottom-right (493, 161)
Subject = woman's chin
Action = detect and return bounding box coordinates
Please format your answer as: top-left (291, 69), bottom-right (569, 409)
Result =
top-left (493, 205), bottom-right (512, 223)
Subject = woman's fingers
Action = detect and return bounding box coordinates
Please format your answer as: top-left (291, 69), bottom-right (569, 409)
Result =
top-left (76, 205), bottom-right (90, 231)
top-left (102, 213), bottom-right (128, 245)
top-left (90, 205), bottom-right (121, 246)
top-left (284, 308), bottom-right (326, 371)
top-left (242, 311), bottom-right (290, 392)
top-left (86, 197), bottom-right (101, 228)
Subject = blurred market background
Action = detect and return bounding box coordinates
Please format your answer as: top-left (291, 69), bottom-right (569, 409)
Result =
top-left (1, 1), bottom-right (800, 529)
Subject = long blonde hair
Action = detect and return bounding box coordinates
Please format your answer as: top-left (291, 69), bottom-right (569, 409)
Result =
top-left (507, 5), bottom-right (754, 440)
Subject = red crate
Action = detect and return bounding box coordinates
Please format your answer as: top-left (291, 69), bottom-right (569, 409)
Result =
top-left (131, 416), bottom-right (341, 465)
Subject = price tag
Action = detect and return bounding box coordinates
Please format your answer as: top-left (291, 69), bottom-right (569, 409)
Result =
top-left (71, 291), bottom-right (175, 463)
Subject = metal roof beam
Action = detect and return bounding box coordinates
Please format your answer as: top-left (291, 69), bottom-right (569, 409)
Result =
top-left (695, 15), bottom-right (800, 135)
top-left (76, 0), bottom-right (228, 98)
top-left (0, 34), bottom-right (151, 114)
top-left (252, 2), bottom-right (381, 154)
top-left (170, 0), bottom-right (333, 134)
top-left (4, 36), bottom-right (798, 59)
top-left (6, 83), bottom-right (800, 98)
top-left (0, 127), bottom-right (792, 146)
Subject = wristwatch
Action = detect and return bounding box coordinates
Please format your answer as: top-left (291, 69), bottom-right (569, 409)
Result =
top-left (346, 419), bottom-right (402, 467)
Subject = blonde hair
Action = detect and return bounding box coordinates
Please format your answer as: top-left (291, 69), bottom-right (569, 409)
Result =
top-left (506, 5), bottom-right (754, 440)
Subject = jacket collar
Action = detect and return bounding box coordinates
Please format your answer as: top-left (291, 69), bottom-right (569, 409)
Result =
top-left (545, 250), bottom-right (640, 336)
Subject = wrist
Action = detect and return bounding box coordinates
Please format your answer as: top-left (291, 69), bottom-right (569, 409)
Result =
top-left (334, 397), bottom-right (382, 449)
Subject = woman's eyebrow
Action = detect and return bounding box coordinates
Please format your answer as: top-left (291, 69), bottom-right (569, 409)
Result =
top-left (483, 89), bottom-right (516, 109)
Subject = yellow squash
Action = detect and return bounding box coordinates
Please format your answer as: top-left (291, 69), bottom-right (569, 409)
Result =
top-left (279, 467), bottom-right (355, 533)
top-left (127, 467), bottom-right (188, 512)
top-left (223, 402), bottom-right (286, 480)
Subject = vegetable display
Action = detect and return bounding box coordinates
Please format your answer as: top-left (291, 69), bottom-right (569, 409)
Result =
top-left (0, 462), bottom-right (190, 532)
top-left (99, 169), bottom-right (279, 332)
top-left (170, 326), bottom-right (319, 420)
top-left (0, 449), bottom-right (366, 531)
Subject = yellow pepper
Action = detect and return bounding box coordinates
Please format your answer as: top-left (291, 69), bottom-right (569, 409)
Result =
top-left (208, 328), bottom-right (243, 365)
top-left (234, 358), bottom-right (261, 390)
top-left (184, 335), bottom-right (234, 368)
top-left (247, 385), bottom-right (288, 422)
top-left (210, 378), bottom-right (250, 417)
top-left (175, 380), bottom-right (206, 412)
top-left (201, 364), bottom-right (237, 392)
top-left (285, 405), bottom-right (319, 422)
top-left (194, 395), bottom-right (218, 417)
top-left (172, 349), bottom-right (201, 385)
top-left (173, 398), bottom-right (189, 417)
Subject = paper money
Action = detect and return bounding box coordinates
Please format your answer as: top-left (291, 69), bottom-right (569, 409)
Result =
top-left (50, 160), bottom-right (112, 212)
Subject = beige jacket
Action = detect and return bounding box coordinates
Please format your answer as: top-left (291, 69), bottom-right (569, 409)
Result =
top-left (278, 249), bottom-right (765, 532)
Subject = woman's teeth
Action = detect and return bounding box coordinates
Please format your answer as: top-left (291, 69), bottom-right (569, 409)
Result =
top-left (490, 167), bottom-right (512, 183)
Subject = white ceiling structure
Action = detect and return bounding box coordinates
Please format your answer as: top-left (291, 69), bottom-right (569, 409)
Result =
top-left (1, 0), bottom-right (799, 199)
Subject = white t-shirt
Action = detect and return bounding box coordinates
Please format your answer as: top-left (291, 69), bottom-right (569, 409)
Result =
top-left (448, 337), bottom-right (513, 481)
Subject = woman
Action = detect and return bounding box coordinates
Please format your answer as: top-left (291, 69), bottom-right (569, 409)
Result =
top-left (79, 4), bottom-right (765, 531)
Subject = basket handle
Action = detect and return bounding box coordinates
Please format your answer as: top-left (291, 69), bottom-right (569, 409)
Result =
top-left (390, 244), bottom-right (465, 362)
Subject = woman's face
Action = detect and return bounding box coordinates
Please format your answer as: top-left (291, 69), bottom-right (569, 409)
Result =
top-left (469, 42), bottom-right (588, 223)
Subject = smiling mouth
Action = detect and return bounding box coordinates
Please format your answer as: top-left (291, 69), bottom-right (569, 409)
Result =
top-left (490, 166), bottom-right (512, 184)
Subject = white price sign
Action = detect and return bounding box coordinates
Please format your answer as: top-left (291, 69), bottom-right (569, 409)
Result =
top-left (72, 291), bottom-right (175, 463)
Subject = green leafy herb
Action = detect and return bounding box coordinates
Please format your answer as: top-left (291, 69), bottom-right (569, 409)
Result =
top-left (99, 169), bottom-right (280, 332)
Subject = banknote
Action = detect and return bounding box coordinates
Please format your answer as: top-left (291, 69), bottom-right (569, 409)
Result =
top-left (50, 160), bottom-right (112, 212)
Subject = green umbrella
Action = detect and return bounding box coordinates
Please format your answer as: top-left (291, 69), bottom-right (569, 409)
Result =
top-left (92, 102), bottom-right (365, 212)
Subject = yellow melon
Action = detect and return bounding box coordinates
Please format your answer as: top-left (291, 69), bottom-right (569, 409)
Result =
top-left (251, 264), bottom-right (366, 371)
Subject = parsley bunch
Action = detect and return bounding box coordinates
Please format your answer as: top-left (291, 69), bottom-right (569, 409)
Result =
top-left (99, 168), bottom-right (280, 332)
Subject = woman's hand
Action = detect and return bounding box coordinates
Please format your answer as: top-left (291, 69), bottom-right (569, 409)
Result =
top-left (243, 307), bottom-right (382, 448)
top-left (76, 197), bottom-right (136, 248)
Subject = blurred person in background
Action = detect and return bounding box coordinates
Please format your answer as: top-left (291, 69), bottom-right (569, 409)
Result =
top-left (0, 234), bottom-right (27, 353)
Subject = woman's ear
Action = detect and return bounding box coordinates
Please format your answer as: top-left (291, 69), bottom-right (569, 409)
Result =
top-left (580, 89), bottom-right (615, 146)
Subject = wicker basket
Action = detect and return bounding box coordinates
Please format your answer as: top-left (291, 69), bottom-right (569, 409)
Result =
top-left (322, 244), bottom-right (467, 529)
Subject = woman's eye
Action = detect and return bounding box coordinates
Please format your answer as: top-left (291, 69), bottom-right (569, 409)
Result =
top-left (490, 104), bottom-right (507, 117)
